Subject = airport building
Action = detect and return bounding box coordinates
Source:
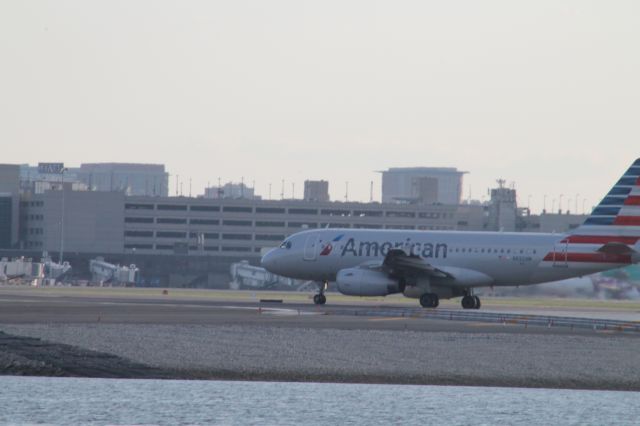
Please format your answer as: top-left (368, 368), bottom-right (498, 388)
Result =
top-left (20, 163), bottom-right (169, 196)
top-left (526, 212), bottom-right (588, 233)
top-left (380, 167), bottom-right (467, 205)
top-left (76, 163), bottom-right (169, 196)
top-left (203, 182), bottom-right (256, 199)
top-left (21, 191), bottom-right (486, 257)
top-left (19, 187), bottom-right (586, 250)
top-left (0, 165), bottom-right (20, 249)
top-left (3, 161), bottom-right (590, 286)
top-left (14, 187), bottom-right (488, 286)
top-left (486, 180), bottom-right (518, 232)
top-left (303, 180), bottom-right (330, 202)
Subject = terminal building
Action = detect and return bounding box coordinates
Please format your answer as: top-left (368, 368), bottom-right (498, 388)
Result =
top-left (21, 191), bottom-right (486, 256)
top-left (16, 186), bottom-right (485, 286)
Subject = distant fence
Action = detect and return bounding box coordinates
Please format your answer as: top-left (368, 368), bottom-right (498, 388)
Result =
top-left (320, 307), bottom-right (640, 333)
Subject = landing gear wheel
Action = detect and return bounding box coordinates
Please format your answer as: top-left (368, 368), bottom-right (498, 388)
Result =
top-left (473, 295), bottom-right (481, 309)
top-left (313, 281), bottom-right (327, 305)
top-left (461, 295), bottom-right (476, 309)
top-left (313, 294), bottom-right (326, 305)
top-left (419, 293), bottom-right (439, 308)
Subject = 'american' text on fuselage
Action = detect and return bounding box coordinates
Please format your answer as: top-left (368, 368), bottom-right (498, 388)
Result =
top-left (340, 238), bottom-right (448, 258)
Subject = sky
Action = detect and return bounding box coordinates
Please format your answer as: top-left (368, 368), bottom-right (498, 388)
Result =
top-left (1, 1), bottom-right (639, 213)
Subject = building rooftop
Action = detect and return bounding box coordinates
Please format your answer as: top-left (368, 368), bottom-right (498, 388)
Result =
top-left (381, 167), bottom-right (467, 174)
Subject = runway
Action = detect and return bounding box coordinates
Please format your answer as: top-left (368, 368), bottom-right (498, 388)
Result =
top-left (0, 286), bottom-right (638, 335)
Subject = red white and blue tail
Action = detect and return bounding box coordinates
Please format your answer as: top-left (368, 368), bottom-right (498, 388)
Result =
top-left (550, 158), bottom-right (640, 266)
top-left (572, 158), bottom-right (640, 239)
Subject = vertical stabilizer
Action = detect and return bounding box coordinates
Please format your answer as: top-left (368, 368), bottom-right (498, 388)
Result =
top-left (570, 158), bottom-right (640, 241)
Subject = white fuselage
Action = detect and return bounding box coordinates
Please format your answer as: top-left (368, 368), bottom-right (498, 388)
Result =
top-left (262, 229), bottom-right (632, 288)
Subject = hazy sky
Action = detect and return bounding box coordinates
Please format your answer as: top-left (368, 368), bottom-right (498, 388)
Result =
top-left (1, 1), bottom-right (638, 212)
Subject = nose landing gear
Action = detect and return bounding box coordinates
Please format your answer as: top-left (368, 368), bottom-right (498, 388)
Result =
top-left (313, 294), bottom-right (326, 305)
top-left (313, 281), bottom-right (328, 305)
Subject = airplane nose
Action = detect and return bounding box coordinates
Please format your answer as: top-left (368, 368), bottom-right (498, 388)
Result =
top-left (261, 250), bottom-right (278, 272)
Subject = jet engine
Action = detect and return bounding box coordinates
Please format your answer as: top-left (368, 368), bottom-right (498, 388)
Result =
top-left (336, 268), bottom-right (404, 296)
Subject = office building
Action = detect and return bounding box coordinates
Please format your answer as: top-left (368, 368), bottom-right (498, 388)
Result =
top-left (0, 164), bottom-right (20, 248)
top-left (303, 180), bottom-right (330, 202)
top-left (381, 167), bottom-right (466, 205)
top-left (203, 182), bottom-right (256, 199)
top-left (76, 163), bottom-right (169, 196)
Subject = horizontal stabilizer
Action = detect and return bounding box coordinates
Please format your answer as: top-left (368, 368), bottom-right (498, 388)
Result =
top-left (596, 242), bottom-right (637, 255)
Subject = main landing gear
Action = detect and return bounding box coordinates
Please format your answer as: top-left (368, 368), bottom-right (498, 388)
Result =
top-left (461, 295), bottom-right (481, 309)
top-left (313, 281), bottom-right (328, 305)
top-left (419, 293), bottom-right (439, 308)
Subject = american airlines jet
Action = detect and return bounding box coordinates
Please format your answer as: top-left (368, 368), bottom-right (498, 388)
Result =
top-left (261, 160), bottom-right (640, 309)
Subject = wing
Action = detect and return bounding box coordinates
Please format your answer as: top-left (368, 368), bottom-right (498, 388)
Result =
top-left (350, 248), bottom-right (493, 290)
top-left (381, 248), bottom-right (451, 279)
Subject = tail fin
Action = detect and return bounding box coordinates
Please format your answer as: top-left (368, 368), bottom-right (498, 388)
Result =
top-left (570, 158), bottom-right (640, 242)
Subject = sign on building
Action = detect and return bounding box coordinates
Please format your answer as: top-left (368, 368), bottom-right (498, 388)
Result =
top-left (38, 163), bottom-right (65, 174)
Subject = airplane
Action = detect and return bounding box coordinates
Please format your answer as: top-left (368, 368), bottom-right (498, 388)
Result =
top-left (261, 159), bottom-right (640, 309)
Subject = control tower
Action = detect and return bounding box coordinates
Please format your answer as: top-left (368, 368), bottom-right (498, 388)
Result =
top-left (487, 179), bottom-right (517, 232)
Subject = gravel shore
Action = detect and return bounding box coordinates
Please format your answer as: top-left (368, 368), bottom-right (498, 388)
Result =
top-left (0, 330), bottom-right (169, 378)
top-left (1, 324), bottom-right (639, 391)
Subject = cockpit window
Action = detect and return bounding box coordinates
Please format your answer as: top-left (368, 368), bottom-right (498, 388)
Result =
top-left (279, 240), bottom-right (292, 249)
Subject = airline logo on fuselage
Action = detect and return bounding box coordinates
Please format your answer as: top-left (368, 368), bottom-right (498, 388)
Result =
top-left (319, 234), bottom-right (345, 256)
top-left (340, 237), bottom-right (448, 259)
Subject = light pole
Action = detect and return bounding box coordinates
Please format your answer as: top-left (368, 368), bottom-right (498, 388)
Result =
top-left (59, 167), bottom-right (67, 264)
top-left (559, 194), bottom-right (564, 214)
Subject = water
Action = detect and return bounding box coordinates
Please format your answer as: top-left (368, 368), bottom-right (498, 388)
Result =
top-left (0, 377), bottom-right (638, 425)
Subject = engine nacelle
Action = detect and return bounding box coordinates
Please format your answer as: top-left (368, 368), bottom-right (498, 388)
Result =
top-left (336, 268), bottom-right (403, 296)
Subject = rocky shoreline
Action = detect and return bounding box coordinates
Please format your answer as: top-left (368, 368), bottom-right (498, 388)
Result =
top-left (0, 331), bottom-right (172, 379)
top-left (1, 325), bottom-right (639, 391)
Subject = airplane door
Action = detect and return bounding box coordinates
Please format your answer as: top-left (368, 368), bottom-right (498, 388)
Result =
top-left (303, 234), bottom-right (319, 261)
top-left (553, 241), bottom-right (568, 267)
